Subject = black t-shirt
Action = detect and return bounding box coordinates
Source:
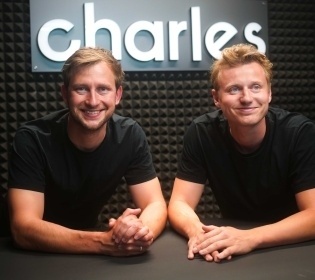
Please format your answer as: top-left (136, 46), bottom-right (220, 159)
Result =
top-left (8, 109), bottom-right (156, 229)
top-left (177, 107), bottom-right (315, 222)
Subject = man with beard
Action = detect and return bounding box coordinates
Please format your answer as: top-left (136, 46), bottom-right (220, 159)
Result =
top-left (7, 47), bottom-right (167, 256)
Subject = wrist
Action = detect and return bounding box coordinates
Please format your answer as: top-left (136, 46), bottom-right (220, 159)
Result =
top-left (187, 222), bottom-right (204, 239)
top-left (87, 230), bottom-right (114, 254)
top-left (247, 228), bottom-right (263, 250)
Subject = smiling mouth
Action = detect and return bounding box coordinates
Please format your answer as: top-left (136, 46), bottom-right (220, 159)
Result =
top-left (82, 110), bottom-right (105, 118)
top-left (84, 110), bottom-right (101, 114)
top-left (236, 107), bottom-right (257, 114)
top-left (239, 107), bottom-right (256, 110)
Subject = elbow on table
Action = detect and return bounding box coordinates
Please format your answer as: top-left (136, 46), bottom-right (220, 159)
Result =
top-left (10, 221), bottom-right (36, 250)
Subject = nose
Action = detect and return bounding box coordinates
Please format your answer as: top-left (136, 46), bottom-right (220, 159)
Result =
top-left (240, 88), bottom-right (253, 103)
top-left (85, 90), bottom-right (100, 107)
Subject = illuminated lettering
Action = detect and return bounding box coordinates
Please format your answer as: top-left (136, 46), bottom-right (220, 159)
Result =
top-left (37, 19), bottom-right (80, 61)
top-left (84, 2), bottom-right (122, 59)
top-left (169, 21), bottom-right (187, 60)
top-left (205, 22), bottom-right (238, 59)
top-left (35, 3), bottom-right (267, 67)
top-left (125, 21), bottom-right (164, 61)
top-left (191, 7), bottom-right (202, 61)
top-left (244, 22), bottom-right (266, 53)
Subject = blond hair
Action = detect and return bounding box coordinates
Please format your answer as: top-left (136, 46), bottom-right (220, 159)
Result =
top-left (210, 44), bottom-right (273, 90)
top-left (62, 47), bottom-right (125, 89)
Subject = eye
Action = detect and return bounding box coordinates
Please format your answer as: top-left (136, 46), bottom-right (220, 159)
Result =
top-left (75, 86), bottom-right (88, 95)
top-left (229, 86), bottom-right (240, 94)
top-left (251, 84), bottom-right (261, 93)
top-left (97, 86), bottom-right (109, 95)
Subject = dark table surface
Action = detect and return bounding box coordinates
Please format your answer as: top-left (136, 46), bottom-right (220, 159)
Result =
top-left (1, 219), bottom-right (315, 280)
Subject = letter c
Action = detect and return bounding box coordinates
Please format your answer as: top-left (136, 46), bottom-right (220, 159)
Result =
top-left (37, 19), bottom-right (81, 62)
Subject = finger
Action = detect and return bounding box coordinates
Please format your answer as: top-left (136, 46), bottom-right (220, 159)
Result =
top-left (203, 253), bottom-right (214, 262)
top-left (196, 229), bottom-right (226, 253)
top-left (191, 235), bottom-right (205, 254)
top-left (114, 243), bottom-right (146, 256)
top-left (108, 218), bottom-right (117, 240)
top-left (121, 208), bottom-right (142, 218)
top-left (198, 237), bottom-right (226, 256)
top-left (112, 225), bottom-right (124, 243)
top-left (121, 224), bottom-right (143, 243)
top-left (113, 213), bottom-right (141, 237)
top-left (195, 227), bottom-right (221, 247)
top-left (202, 225), bottom-right (218, 232)
top-left (123, 237), bottom-right (152, 249)
top-left (115, 217), bottom-right (146, 243)
top-left (108, 218), bottom-right (116, 228)
top-left (122, 242), bottom-right (148, 252)
top-left (112, 223), bottom-right (128, 243)
top-left (112, 216), bottom-right (138, 242)
top-left (133, 226), bottom-right (152, 241)
top-left (217, 247), bottom-right (233, 261)
top-left (212, 250), bottom-right (222, 263)
top-left (188, 242), bottom-right (195, 260)
top-left (203, 226), bottom-right (222, 239)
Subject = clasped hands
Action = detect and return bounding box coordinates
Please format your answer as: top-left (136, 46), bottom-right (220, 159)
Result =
top-left (188, 225), bottom-right (255, 262)
top-left (108, 208), bottom-right (153, 255)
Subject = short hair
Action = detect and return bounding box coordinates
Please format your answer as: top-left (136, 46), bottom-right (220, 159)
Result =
top-left (210, 44), bottom-right (273, 91)
top-left (62, 47), bottom-right (125, 90)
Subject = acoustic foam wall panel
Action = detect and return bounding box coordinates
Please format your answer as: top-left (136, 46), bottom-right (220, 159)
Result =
top-left (1, 0), bottom-right (315, 222)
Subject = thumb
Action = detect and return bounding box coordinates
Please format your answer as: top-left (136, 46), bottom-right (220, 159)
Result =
top-left (108, 218), bottom-right (116, 228)
top-left (202, 225), bottom-right (216, 232)
top-left (122, 208), bottom-right (142, 217)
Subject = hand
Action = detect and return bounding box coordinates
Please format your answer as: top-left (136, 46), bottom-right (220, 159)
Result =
top-left (193, 225), bottom-right (256, 262)
top-left (108, 208), bottom-right (154, 252)
top-left (187, 233), bottom-right (216, 261)
top-left (100, 226), bottom-right (147, 257)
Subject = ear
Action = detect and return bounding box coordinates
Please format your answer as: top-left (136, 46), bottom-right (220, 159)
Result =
top-left (115, 86), bottom-right (123, 105)
top-left (268, 89), bottom-right (272, 103)
top-left (61, 84), bottom-right (68, 106)
top-left (212, 89), bottom-right (220, 108)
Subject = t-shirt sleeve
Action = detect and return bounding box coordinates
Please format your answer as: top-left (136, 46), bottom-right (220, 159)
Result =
top-left (8, 128), bottom-right (46, 192)
top-left (124, 123), bottom-right (157, 185)
top-left (176, 122), bottom-right (207, 184)
top-left (290, 121), bottom-right (315, 193)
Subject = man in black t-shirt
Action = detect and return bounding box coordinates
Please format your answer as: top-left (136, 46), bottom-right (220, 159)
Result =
top-left (7, 47), bottom-right (167, 256)
top-left (168, 44), bottom-right (315, 262)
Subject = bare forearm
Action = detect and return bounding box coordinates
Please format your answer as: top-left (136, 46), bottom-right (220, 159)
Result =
top-left (250, 209), bottom-right (315, 249)
top-left (139, 201), bottom-right (167, 239)
top-left (11, 219), bottom-right (110, 254)
top-left (168, 200), bottom-right (204, 239)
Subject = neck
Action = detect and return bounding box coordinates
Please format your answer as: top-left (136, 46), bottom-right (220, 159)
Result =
top-left (67, 121), bottom-right (107, 152)
top-left (229, 120), bottom-right (266, 154)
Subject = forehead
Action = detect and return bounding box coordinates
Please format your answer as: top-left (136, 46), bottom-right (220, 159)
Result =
top-left (70, 62), bottom-right (115, 83)
top-left (218, 62), bottom-right (267, 84)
